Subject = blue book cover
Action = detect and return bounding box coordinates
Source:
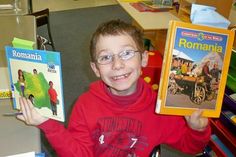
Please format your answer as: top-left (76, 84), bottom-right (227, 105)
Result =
top-left (156, 21), bottom-right (235, 117)
top-left (5, 46), bottom-right (65, 122)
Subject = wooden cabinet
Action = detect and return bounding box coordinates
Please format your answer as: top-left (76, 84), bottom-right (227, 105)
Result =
top-left (178, 0), bottom-right (195, 22)
top-left (209, 118), bottom-right (236, 156)
top-left (178, 0), bottom-right (234, 22)
top-left (196, 0), bottom-right (233, 18)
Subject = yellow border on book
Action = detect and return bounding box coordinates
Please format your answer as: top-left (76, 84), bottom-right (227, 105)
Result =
top-left (156, 21), bottom-right (235, 118)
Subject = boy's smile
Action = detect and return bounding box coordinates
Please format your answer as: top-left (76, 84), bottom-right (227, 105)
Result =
top-left (111, 72), bottom-right (130, 81)
top-left (90, 34), bottom-right (148, 96)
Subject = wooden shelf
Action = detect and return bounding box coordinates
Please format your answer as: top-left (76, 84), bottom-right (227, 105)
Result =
top-left (177, 0), bottom-right (234, 22)
top-left (179, 6), bottom-right (191, 14)
top-left (209, 118), bottom-right (236, 156)
top-left (208, 140), bottom-right (227, 157)
top-left (178, 0), bottom-right (191, 22)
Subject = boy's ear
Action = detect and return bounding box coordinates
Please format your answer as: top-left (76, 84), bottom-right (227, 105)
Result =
top-left (141, 50), bottom-right (149, 67)
top-left (90, 62), bottom-right (101, 78)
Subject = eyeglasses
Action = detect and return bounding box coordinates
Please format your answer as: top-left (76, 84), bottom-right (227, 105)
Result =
top-left (96, 50), bottom-right (139, 65)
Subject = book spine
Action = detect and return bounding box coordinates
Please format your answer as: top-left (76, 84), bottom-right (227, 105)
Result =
top-left (156, 20), bottom-right (175, 113)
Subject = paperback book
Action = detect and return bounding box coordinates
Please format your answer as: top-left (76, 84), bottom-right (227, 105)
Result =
top-left (130, 1), bottom-right (173, 12)
top-left (156, 21), bottom-right (235, 118)
top-left (5, 46), bottom-right (65, 122)
top-left (141, 0), bottom-right (173, 10)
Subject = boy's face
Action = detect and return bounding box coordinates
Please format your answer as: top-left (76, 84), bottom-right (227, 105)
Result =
top-left (90, 34), bottom-right (148, 96)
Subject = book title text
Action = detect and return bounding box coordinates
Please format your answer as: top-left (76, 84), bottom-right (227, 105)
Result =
top-left (178, 38), bottom-right (223, 53)
top-left (12, 50), bottom-right (42, 61)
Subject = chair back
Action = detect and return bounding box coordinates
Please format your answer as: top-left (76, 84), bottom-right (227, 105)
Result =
top-left (30, 8), bottom-right (49, 27)
top-left (29, 8), bottom-right (55, 51)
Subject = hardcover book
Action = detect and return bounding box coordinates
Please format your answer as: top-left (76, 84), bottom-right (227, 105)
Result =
top-left (5, 46), bottom-right (65, 122)
top-left (156, 21), bottom-right (235, 118)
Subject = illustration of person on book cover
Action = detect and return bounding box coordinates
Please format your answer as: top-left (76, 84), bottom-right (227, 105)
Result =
top-left (48, 81), bottom-right (58, 116)
top-left (202, 60), bottom-right (212, 92)
top-left (166, 27), bottom-right (227, 110)
top-left (17, 69), bottom-right (26, 97)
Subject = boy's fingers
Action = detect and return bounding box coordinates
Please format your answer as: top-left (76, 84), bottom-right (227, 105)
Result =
top-left (192, 109), bottom-right (203, 120)
top-left (19, 97), bottom-right (34, 124)
top-left (27, 98), bottom-right (35, 109)
top-left (27, 99), bottom-right (35, 120)
top-left (22, 98), bottom-right (30, 116)
top-left (185, 109), bottom-right (203, 123)
top-left (16, 114), bottom-right (26, 122)
top-left (184, 115), bottom-right (190, 121)
top-left (19, 97), bottom-right (27, 120)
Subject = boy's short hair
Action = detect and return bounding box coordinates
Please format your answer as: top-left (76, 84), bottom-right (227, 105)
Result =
top-left (90, 19), bottom-right (144, 62)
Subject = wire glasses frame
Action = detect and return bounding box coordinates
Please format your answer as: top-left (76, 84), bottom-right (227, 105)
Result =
top-left (96, 50), bottom-right (140, 65)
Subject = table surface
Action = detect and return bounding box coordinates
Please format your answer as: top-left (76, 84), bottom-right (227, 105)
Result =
top-left (117, 0), bottom-right (180, 30)
top-left (0, 15), bottom-right (36, 90)
top-left (0, 99), bottom-right (41, 156)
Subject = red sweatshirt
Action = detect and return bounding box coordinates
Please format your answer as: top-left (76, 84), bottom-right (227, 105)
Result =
top-left (48, 88), bottom-right (58, 104)
top-left (38, 78), bottom-right (211, 157)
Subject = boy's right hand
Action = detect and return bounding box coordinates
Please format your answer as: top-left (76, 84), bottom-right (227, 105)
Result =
top-left (16, 97), bottom-right (48, 126)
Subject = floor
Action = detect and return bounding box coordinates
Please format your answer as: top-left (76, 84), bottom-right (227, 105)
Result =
top-left (32, 0), bottom-right (117, 12)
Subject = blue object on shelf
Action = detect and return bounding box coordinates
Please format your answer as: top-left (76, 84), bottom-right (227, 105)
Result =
top-left (211, 134), bottom-right (234, 157)
top-left (190, 4), bottom-right (231, 29)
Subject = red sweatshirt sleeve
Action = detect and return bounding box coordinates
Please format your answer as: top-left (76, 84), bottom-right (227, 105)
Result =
top-left (160, 116), bottom-right (211, 155)
top-left (38, 103), bottom-right (94, 157)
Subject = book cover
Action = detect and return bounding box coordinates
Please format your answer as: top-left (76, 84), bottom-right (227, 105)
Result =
top-left (141, 0), bottom-right (173, 9)
top-left (5, 46), bottom-right (65, 122)
top-left (156, 21), bottom-right (235, 118)
top-left (130, 1), bottom-right (172, 12)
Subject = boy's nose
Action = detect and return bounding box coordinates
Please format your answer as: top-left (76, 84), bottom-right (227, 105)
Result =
top-left (112, 55), bottom-right (125, 70)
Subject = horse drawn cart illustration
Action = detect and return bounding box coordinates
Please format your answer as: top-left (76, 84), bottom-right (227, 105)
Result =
top-left (168, 73), bottom-right (219, 105)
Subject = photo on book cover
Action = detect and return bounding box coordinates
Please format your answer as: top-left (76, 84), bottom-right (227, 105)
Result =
top-left (5, 46), bottom-right (65, 122)
top-left (166, 29), bottom-right (226, 108)
top-left (156, 21), bottom-right (235, 117)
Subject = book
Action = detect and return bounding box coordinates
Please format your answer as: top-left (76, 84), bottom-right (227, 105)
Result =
top-left (6, 151), bottom-right (35, 157)
top-left (141, 0), bottom-right (173, 9)
top-left (6, 151), bottom-right (45, 157)
top-left (0, 89), bottom-right (12, 99)
top-left (130, 1), bottom-right (173, 12)
top-left (156, 21), bottom-right (235, 118)
top-left (5, 46), bottom-right (65, 122)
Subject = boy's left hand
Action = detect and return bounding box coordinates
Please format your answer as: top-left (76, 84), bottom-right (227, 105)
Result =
top-left (185, 109), bottom-right (208, 131)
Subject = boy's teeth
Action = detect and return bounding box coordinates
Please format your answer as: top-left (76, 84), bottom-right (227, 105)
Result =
top-left (113, 74), bottom-right (128, 80)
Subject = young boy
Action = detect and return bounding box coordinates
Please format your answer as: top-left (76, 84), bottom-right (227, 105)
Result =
top-left (17, 20), bottom-right (210, 157)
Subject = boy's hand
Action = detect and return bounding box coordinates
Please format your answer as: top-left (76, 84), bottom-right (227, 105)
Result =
top-left (16, 97), bottom-right (48, 126)
top-left (185, 109), bottom-right (208, 131)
